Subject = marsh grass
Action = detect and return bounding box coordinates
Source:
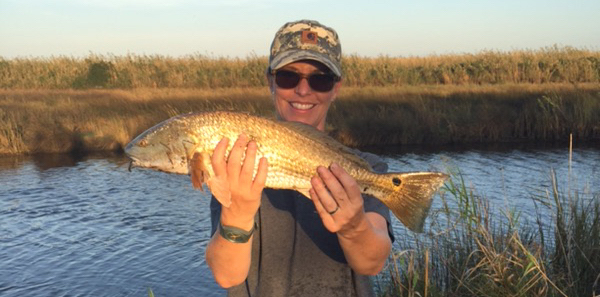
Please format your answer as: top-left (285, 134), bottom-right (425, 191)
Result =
top-left (0, 88), bottom-right (274, 154)
top-left (329, 84), bottom-right (600, 146)
top-left (1, 46), bottom-right (598, 89)
top-left (1, 84), bottom-right (599, 154)
top-left (376, 160), bottom-right (600, 297)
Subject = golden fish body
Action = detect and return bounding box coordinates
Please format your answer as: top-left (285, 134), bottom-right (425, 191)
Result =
top-left (125, 111), bottom-right (447, 231)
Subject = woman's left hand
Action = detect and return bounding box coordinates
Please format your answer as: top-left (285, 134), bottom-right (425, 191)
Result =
top-left (310, 162), bottom-right (392, 275)
top-left (309, 163), bottom-right (370, 238)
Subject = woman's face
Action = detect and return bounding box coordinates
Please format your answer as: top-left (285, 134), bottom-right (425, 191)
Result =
top-left (268, 60), bottom-right (341, 132)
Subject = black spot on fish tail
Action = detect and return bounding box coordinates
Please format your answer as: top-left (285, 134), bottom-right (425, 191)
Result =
top-left (392, 177), bottom-right (401, 186)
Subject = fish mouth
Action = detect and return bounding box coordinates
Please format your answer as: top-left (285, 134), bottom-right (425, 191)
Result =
top-left (126, 155), bottom-right (142, 172)
top-left (125, 156), bottom-right (187, 175)
top-left (127, 158), bottom-right (141, 172)
top-left (290, 102), bottom-right (316, 110)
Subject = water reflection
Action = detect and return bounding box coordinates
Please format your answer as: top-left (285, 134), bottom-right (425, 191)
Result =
top-left (30, 153), bottom-right (86, 170)
top-left (0, 152), bottom-right (127, 171)
top-left (0, 154), bottom-right (26, 170)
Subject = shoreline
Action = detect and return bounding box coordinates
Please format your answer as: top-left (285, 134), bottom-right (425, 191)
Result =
top-left (1, 83), bottom-right (599, 155)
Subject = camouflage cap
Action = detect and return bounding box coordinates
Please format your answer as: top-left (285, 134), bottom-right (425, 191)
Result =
top-left (268, 19), bottom-right (342, 77)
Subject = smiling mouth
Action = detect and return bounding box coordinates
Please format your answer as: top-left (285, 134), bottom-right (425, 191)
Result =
top-left (290, 102), bottom-right (315, 110)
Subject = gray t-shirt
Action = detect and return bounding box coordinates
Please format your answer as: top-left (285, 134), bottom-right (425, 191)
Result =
top-left (209, 150), bottom-right (394, 297)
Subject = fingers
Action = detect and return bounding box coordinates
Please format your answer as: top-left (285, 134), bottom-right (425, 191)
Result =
top-left (211, 137), bottom-right (230, 177)
top-left (311, 164), bottom-right (368, 235)
top-left (239, 140), bottom-right (257, 185)
top-left (311, 172), bottom-right (340, 213)
top-left (310, 187), bottom-right (335, 223)
top-left (240, 140), bottom-right (268, 196)
top-left (311, 163), bottom-right (363, 214)
top-left (210, 134), bottom-right (267, 189)
top-left (328, 163), bottom-right (362, 204)
top-left (226, 134), bottom-right (249, 183)
top-left (251, 157), bottom-right (268, 195)
top-left (315, 164), bottom-right (349, 206)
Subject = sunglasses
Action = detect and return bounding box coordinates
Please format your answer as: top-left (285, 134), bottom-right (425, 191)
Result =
top-left (273, 70), bottom-right (339, 92)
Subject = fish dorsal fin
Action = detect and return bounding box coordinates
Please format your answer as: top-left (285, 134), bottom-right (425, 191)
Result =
top-left (279, 121), bottom-right (373, 170)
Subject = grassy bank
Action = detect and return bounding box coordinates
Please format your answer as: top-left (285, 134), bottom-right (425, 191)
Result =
top-left (1, 84), bottom-right (599, 155)
top-left (375, 164), bottom-right (599, 297)
top-left (1, 46), bottom-right (599, 89)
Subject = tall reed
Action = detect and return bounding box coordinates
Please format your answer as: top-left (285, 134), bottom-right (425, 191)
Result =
top-left (376, 163), bottom-right (599, 296)
top-left (1, 46), bottom-right (598, 89)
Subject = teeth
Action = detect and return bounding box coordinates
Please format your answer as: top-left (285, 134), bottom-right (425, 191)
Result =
top-left (291, 102), bottom-right (315, 110)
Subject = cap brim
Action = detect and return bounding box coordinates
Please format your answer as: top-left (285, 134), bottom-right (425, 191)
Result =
top-left (269, 49), bottom-right (341, 77)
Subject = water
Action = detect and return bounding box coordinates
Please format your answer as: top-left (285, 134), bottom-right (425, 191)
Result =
top-left (379, 143), bottom-right (600, 222)
top-left (1, 144), bottom-right (598, 297)
top-left (0, 154), bottom-right (223, 297)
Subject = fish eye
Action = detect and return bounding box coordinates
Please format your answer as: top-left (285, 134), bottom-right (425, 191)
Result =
top-left (392, 177), bottom-right (401, 186)
top-left (138, 139), bottom-right (148, 147)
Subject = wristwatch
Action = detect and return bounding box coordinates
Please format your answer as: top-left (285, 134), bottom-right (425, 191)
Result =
top-left (218, 221), bottom-right (255, 243)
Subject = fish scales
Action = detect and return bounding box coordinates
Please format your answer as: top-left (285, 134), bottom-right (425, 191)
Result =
top-left (182, 112), bottom-right (371, 190)
top-left (125, 111), bottom-right (448, 232)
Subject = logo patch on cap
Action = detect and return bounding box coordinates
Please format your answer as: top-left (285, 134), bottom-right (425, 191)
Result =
top-left (269, 20), bottom-right (342, 77)
top-left (301, 30), bottom-right (318, 44)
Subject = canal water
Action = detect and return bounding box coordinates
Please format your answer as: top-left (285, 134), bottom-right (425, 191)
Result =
top-left (1, 143), bottom-right (598, 296)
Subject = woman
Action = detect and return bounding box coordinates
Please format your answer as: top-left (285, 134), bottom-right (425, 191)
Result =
top-left (198, 19), bottom-right (394, 297)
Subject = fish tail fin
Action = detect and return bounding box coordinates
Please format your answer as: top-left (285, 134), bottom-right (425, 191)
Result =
top-left (379, 172), bottom-right (448, 232)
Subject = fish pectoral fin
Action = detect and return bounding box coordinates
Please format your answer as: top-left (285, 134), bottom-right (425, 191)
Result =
top-left (189, 151), bottom-right (232, 207)
top-left (296, 188), bottom-right (312, 199)
top-left (189, 152), bottom-right (205, 191)
top-left (189, 152), bottom-right (215, 191)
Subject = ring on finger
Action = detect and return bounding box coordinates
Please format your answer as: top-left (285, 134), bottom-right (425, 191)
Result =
top-left (328, 205), bottom-right (339, 215)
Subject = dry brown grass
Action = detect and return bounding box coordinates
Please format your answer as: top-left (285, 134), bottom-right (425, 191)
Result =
top-left (1, 46), bottom-right (598, 89)
top-left (1, 83), bottom-right (599, 155)
top-left (0, 87), bottom-right (273, 154)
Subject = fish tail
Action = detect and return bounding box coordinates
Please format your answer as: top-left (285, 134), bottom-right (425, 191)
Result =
top-left (376, 172), bottom-right (448, 232)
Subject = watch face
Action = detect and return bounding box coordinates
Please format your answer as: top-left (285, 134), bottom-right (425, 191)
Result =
top-left (225, 230), bottom-right (243, 241)
top-left (219, 223), bottom-right (253, 243)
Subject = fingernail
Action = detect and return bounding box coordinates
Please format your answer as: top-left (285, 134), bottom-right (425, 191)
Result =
top-left (330, 163), bottom-right (339, 170)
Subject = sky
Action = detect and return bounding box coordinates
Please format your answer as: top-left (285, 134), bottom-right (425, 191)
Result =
top-left (1, 0), bottom-right (599, 59)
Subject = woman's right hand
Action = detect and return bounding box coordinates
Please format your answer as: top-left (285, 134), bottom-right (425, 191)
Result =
top-left (210, 134), bottom-right (268, 229)
top-left (202, 134), bottom-right (268, 288)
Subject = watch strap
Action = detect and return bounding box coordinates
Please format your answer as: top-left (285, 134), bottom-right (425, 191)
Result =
top-left (218, 221), bottom-right (255, 243)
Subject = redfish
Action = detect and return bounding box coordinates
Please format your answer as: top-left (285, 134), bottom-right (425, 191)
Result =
top-left (125, 111), bottom-right (447, 231)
